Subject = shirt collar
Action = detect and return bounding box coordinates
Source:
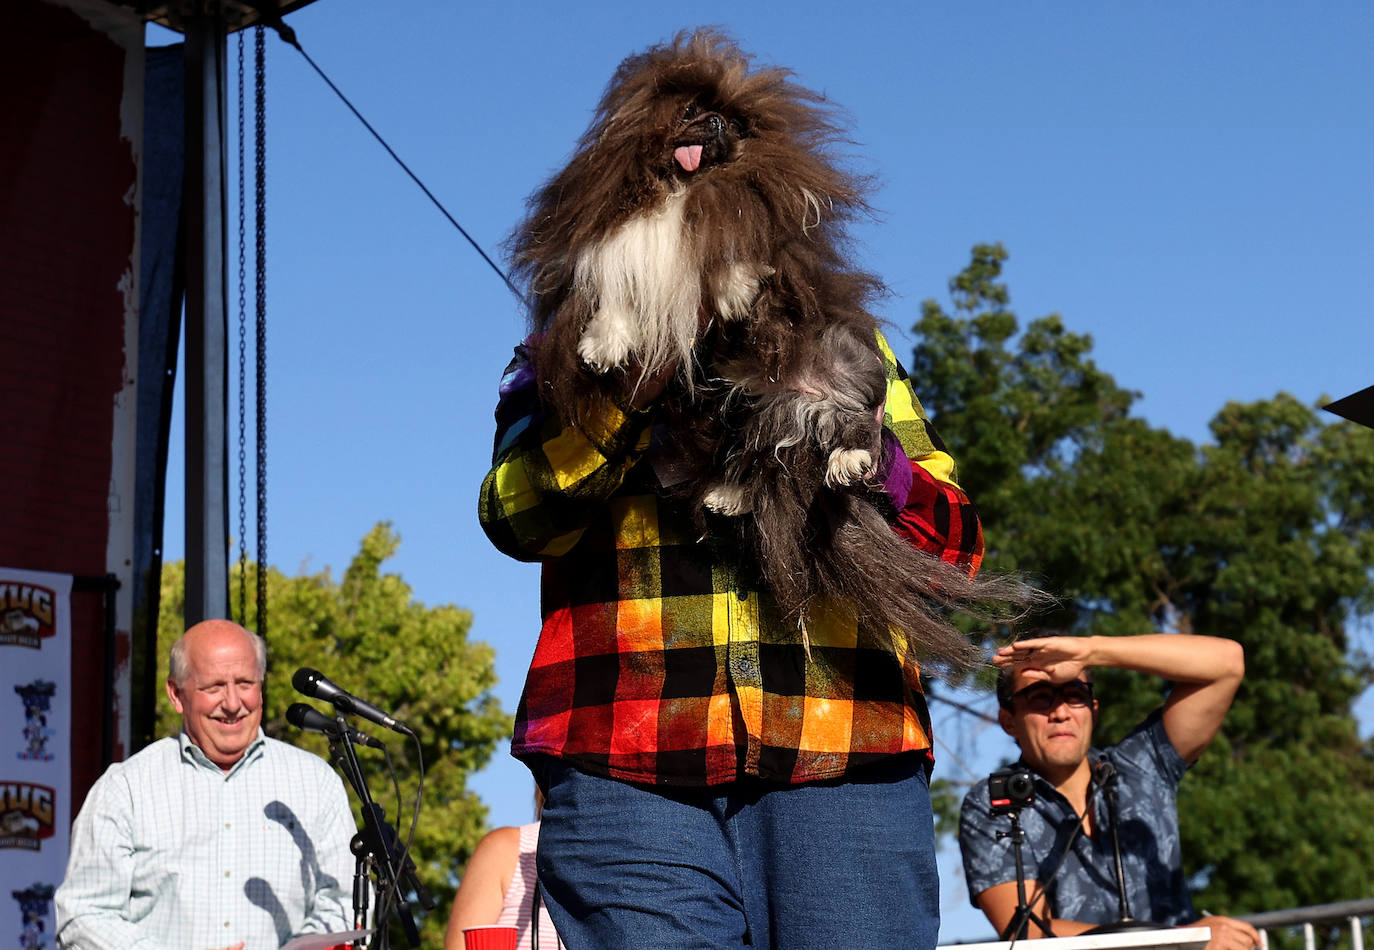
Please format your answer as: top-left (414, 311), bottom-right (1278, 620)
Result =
top-left (1015, 748), bottom-right (1107, 814)
top-left (178, 728), bottom-right (267, 778)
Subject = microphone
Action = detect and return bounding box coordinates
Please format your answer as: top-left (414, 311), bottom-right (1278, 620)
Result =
top-left (286, 702), bottom-right (385, 750)
top-left (1092, 759), bottom-right (1118, 788)
top-left (292, 668), bottom-right (415, 736)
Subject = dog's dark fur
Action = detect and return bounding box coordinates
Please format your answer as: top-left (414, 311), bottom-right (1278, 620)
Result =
top-left (509, 29), bottom-right (1017, 670)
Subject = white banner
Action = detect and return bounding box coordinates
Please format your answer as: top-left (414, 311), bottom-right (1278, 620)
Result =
top-left (0, 568), bottom-right (72, 950)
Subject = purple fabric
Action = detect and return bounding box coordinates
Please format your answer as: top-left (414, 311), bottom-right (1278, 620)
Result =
top-left (499, 335), bottom-right (539, 397)
top-left (875, 427), bottom-right (913, 516)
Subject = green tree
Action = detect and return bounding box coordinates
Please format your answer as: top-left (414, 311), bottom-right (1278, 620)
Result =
top-left (157, 522), bottom-right (512, 950)
top-left (915, 244), bottom-right (1374, 921)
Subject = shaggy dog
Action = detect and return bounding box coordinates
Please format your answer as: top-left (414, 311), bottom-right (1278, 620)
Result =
top-left (508, 29), bottom-right (1013, 668)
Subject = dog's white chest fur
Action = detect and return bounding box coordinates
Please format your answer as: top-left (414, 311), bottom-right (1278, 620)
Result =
top-left (571, 189), bottom-right (881, 516)
top-left (574, 190), bottom-right (763, 375)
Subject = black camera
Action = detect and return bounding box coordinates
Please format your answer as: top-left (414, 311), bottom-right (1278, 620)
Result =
top-left (988, 766), bottom-right (1035, 816)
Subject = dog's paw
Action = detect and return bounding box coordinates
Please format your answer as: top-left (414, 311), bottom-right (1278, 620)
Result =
top-left (578, 309), bottom-right (637, 372)
top-left (703, 483), bottom-right (752, 516)
top-left (714, 263), bottom-right (774, 320)
top-left (825, 448), bottom-right (874, 487)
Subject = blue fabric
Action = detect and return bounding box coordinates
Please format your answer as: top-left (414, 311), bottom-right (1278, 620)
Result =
top-left (533, 754), bottom-right (939, 950)
top-left (132, 43), bottom-right (185, 735)
top-left (958, 709), bottom-right (1195, 928)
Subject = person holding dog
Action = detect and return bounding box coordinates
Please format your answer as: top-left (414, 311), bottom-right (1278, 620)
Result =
top-left (480, 327), bottom-right (987, 949)
top-left (480, 29), bottom-right (1040, 950)
top-left (958, 633), bottom-right (1259, 950)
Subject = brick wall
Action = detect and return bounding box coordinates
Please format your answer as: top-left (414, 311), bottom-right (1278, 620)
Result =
top-left (1, 0), bottom-right (140, 804)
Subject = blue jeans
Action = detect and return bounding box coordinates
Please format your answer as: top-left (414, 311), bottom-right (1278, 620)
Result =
top-left (532, 755), bottom-right (938, 950)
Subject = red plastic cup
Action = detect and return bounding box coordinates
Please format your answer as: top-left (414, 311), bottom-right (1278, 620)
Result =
top-left (463, 925), bottom-right (519, 950)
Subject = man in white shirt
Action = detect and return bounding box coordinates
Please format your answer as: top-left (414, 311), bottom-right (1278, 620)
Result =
top-left (55, 619), bottom-right (355, 950)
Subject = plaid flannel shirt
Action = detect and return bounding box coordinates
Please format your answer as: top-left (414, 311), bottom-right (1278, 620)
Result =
top-left (479, 330), bottom-right (983, 787)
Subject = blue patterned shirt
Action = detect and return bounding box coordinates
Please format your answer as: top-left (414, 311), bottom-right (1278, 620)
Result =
top-left (958, 710), bottom-right (1196, 928)
top-left (56, 731), bottom-right (355, 950)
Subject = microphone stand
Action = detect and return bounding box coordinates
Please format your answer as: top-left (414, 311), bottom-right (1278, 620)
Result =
top-left (1105, 768), bottom-right (1132, 924)
top-left (351, 841), bottom-right (371, 943)
top-left (1083, 761), bottom-right (1160, 935)
top-left (327, 720), bottom-right (422, 950)
top-left (364, 801), bottom-right (437, 915)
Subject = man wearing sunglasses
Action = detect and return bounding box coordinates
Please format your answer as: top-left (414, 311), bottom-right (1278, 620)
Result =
top-left (958, 634), bottom-right (1259, 950)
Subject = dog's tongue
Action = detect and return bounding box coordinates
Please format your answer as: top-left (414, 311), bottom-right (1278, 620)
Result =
top-left (674, 144), bottom-right (703, 173)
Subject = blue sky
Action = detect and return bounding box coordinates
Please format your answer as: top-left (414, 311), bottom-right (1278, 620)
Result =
top-left (153, 1), bottom-right (1373, 938)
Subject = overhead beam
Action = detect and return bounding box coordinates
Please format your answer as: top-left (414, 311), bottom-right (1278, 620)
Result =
top-left (102, 0), bottom-right (321, 34)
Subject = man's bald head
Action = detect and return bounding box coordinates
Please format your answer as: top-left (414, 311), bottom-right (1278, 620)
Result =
top-left (169, 620), bottom-right (266, 688)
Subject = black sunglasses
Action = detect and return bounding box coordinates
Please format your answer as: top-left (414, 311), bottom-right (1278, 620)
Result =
top-left (1008, 680), bottom-right (1095, 713)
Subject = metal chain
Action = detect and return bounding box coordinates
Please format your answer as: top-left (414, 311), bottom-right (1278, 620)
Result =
top-left (254, 24), bottom-right (268, 642)
top-left (236, 29), bottom-right (248, 628)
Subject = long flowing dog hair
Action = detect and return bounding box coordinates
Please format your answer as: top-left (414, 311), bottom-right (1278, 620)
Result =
top-left (507, 29), bottom-right (1030, 672)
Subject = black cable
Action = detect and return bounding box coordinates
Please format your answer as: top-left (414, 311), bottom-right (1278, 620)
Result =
top-left (255, 21), bottom-right (528, 309)
top-left (398, 731), bottom-right (426, 903)
top-left (381, 742), bottom-right (403, 946)
top-left (926, 686), bottom-right (1000, 726)
top-left (530, 870), bottom-right (562, 950)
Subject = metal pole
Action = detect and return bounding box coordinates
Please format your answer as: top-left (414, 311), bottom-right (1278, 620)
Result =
top-left (182, 11), bottom-right (230, 625)
top-left (101, 574), bottom-right (118, 766)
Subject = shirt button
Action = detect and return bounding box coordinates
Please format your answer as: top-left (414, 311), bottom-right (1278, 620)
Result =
top-left (224, 871), bottom-right (231, 878)
top-left (225, 823), bottom-right (231, 829)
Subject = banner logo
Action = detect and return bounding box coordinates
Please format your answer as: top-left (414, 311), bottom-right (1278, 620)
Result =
top-left (15, 683), bottom-right (57, 762)
top-left (0, 584), bottom-right (56, 649)
top-left (11, 883), bottom-right (54, 950)
top-left (0, 783), bottom-right (56, 851)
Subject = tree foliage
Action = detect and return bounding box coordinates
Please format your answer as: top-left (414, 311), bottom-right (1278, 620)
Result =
top-left (916, 244), bottom-right (1374, 917)
top-left (157, 522), bottom-right (512, 949)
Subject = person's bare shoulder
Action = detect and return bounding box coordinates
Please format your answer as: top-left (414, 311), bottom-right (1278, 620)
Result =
top-left (446, 826), bottom-right (528, 946)
top-left (464, 826), bottom-right (524, 898)
top-left (475, 826), bottom-right (522, 861)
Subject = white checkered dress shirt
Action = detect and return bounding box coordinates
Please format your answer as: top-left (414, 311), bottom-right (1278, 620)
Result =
top-left (55, 731), bottom-right (355, 950)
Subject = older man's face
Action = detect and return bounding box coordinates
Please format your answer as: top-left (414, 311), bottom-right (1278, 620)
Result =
top-left (166, 624), bottom-right (263, 771)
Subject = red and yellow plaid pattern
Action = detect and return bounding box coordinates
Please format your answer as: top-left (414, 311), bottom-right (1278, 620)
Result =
top-left (480, 331), bottom-right (983, 786)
